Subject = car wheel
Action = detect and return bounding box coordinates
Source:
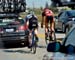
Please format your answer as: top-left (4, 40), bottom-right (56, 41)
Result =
top-left (62, 24), bottom-right (65, 33)
top-left (55, 28), bottom-right (57, 32)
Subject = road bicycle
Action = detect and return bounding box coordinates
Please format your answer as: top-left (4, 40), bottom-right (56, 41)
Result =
top-left (45, 28), bottom-right (56, 45)
top-left (29, 28), bottom-right (37, 54)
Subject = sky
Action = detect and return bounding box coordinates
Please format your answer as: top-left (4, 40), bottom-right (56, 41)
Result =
top-left (26, 0), bottom-right (51, 8)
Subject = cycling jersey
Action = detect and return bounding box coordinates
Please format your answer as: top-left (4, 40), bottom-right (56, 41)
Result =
top-left (42, 9), bottom-right (53, 17)
top-left (25, 14), bottom-right (38, 30)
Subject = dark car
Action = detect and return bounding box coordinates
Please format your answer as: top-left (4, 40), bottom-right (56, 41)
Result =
top-left (0, 17), bottom-right (29, 46)
top-left (55, 10), bottom-right (75, 33)
top-left (43, 26), bottom-right (75, 60)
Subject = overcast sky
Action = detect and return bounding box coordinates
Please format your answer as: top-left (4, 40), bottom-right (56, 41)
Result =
top-left (26, 0), bottom-right (51, 8)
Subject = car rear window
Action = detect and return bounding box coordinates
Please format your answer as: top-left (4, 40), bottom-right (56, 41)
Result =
top-left (0, 19), bottom-right (24, 26)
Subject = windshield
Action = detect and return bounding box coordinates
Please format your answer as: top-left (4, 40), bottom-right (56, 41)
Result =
top-left (0, 19), bottom-right (24, 26)
top-left (64, 28), bottom-right (75, 46)
top-left (67, 11), bottom-right (75, 17)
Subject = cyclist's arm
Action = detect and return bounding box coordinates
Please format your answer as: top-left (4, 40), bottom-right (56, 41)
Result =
top-left (25, 17), bottom-right (29, 26)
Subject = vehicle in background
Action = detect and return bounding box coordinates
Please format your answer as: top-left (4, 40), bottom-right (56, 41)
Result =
top-left (0, 0), bottom-right (27, 47)
top-left (0, 16), bottom-right (29, 46)
top-left (43, 26), bottom-right (75, 60)
top-left (0, 0), bottom-right (26, 13)
top-left (55, 10), bottom-right (75, 33)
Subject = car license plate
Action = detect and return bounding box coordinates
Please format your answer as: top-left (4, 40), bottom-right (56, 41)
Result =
top-left (32, 24), bottom-right (36, 26)
top-left (6, 29), bottom-right (14, 32)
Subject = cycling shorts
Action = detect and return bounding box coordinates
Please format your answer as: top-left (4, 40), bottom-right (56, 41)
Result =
top-left (46, 16), bottom-right (53, 23)
top-left (28, 22), bottom-right (38, 30)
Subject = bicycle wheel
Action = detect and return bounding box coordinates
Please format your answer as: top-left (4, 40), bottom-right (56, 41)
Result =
top-left (31, 32), bottom-right (37, 54)
top-left (45, 31), bottom-right (50, 45)
top-left (31, 41), bottom-right (37, 54)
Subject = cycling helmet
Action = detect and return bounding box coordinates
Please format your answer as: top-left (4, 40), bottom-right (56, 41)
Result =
top-left (27, 10), bottom-right (34, 15)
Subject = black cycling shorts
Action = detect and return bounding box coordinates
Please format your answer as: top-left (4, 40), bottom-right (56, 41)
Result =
top-left (28, 23), bottom-right (38, 30)
top-left (46, 16), bottom-right (53, 23)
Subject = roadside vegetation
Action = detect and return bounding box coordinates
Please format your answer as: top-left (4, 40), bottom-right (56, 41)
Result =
top-left (20, 6), bottom-right (71, 22)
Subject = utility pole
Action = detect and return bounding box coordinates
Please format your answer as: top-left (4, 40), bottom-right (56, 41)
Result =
top-left (32, 0), bottom-right (34, 12)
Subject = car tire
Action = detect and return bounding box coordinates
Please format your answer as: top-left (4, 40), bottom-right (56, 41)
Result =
top-left (55, 29), bottom-right (57, 32)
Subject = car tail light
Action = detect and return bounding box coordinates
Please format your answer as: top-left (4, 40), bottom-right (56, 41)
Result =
top-left (0, 28), bottom-right (3, 33)
top-left (17, 25), bottom-right (28, 32)
top-left (19, 26), bottom-right (25, 30)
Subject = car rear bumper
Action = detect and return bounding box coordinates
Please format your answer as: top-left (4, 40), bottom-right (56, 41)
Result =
top-left (0, 31), bottom-right (29, 43)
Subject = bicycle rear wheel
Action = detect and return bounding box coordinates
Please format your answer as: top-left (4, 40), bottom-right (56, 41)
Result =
top-left (49, 31), bottom-right (56, 43)
top-left (45, 32), bottom-right (50, 45)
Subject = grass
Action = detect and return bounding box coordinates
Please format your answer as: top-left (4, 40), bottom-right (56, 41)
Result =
top-left (20, 12), bottom-right (42, 22)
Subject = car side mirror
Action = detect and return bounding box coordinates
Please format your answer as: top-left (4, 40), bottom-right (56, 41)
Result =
top-left (47, 42), bottom-right (61, 52)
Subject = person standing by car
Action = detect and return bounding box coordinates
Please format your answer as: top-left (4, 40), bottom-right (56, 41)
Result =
top-left (25, 11), bottom-right (39, 47)
top-left (41, 7), bottom-right (55, 40)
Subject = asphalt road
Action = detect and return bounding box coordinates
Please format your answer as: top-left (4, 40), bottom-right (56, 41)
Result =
top-left (0, 26), bottom-right (65, 60)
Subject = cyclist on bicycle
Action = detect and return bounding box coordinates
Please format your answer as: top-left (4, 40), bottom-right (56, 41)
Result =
top-left (25, 11), bottom-right (39, 47)
top-left (41, 7), bottom-right (55, 40)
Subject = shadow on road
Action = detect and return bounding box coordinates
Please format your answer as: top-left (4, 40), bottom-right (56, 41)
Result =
top-left (0, 41), bottom-right (32, 54)
top-left (0, 40), bottom-right (28, 49)
top-left (3, 49), bottom-right (31, 54)
top-left (37, 45), bottom-right (46, 48)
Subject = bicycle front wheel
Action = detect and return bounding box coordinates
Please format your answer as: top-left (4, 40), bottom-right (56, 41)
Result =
top-left (31, 34), bottom-right (37, 54)
top-left (31, 41), bottom-right (37, 54)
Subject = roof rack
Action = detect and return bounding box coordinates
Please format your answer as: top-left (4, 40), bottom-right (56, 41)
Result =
top-left (0, 0), bottom-right (26, 13)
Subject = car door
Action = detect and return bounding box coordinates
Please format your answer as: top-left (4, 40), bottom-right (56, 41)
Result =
top-left (57, 12), bottom-right (67, 30)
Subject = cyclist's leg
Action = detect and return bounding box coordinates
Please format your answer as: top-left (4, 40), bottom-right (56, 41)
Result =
top-left (28, 25), bottom-right (33, 48)
top-left (50, 16), bottom-right (55, 40)
top-left (34, 28), bottom-right (39, 42)
top-left (45, 17), bottom-right (49, 40)
top-left (50, 17), bottom-right (55, 32)
top-left (28, 30), bottom-right (32, 47)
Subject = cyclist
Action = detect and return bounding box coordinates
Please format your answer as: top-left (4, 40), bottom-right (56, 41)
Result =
top-left (41, 7), bottom-right (55, 40)
top-left (25, 11), bottom-right (39, 48)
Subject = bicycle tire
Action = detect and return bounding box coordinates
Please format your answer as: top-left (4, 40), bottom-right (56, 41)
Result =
top-left (49, 31), bottom-right (56, 43)
top-left (31, 31), bottom-right (37, 54)
top-left (31, 41), bottom-right (36, 54)
top-left (45, 31), bottom-right (50, 45)
top-left (45, 36), bottom-right (49, 45)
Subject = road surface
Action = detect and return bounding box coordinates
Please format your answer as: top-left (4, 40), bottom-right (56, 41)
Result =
top-left (0, 25), bottom-right (65, 60)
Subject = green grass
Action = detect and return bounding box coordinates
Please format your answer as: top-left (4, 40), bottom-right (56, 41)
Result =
top-left (20, 12), bottom-right (42, 22)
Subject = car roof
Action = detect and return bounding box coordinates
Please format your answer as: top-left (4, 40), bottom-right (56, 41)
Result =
top-left (58, 10), bottom-right (75, 16)
top-left (62, 10), bottom-right (75, 13)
